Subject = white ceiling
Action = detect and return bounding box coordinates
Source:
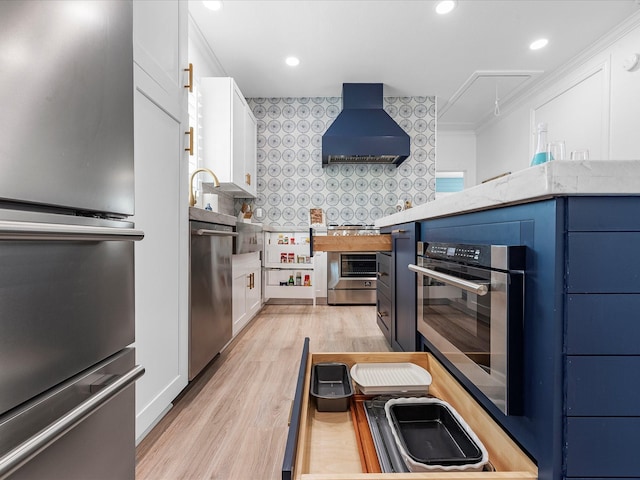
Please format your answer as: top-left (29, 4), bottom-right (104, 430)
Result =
top-left (188, 0), bottom-right (639, 130)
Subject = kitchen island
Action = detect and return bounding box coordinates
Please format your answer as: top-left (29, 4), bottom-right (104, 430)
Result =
top-left (374, 160), bottom-right (640, 480)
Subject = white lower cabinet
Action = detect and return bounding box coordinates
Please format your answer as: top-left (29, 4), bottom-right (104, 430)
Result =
top-left (232, 252), bottom-right (262, 337)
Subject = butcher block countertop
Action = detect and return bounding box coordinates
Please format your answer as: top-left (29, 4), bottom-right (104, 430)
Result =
top-left (376, 160), bottom-right (640, 227)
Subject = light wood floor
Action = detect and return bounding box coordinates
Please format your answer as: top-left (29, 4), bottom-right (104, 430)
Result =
top-left (135, 304), bottom-right (391, 480)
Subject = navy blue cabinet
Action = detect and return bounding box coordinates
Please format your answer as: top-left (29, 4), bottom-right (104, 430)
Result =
top-left (380, 222), bottom-right (418, 352)
top-left (564, 197), bottom-right (640, 480)
top-left (413, 196), bottom-right (640, 480)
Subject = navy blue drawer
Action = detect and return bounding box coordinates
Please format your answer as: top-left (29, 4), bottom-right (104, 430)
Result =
top-left (376, 252), bottom-right (391, 292)
top-left (567, 294), bottom-right (640, 354)
top-left (568, 197), bottom-right (640, 231)
top-left (376, 290), bottom-right (391, 340)
top-left (567, 232), bottom-right (640, 293)
top-left (567, 356), bottom-right (640, 416)
top-left (566, 418), bottom-right (640, 477)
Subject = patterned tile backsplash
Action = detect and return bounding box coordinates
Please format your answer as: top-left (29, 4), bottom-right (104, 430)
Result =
top-left (242, 96), bottom-right (436, 226)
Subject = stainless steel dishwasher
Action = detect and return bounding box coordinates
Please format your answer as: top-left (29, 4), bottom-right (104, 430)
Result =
top-left (189, 220), bottom-right (237, 380)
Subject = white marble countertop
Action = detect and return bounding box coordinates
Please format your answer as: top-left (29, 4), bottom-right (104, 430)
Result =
top-left (375, 160), bottom-right (640, 227)
top-left (189, 207), bottom-right (236, 227)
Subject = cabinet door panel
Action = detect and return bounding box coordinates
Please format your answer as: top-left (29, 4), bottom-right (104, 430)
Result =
top-left (567, 356), bottom-right (640, 416)
top-left (232, 87), bottom-right (245, 187)
top-left (393, 226), bottom-right (417, 352)
top-left (376, 252), bottom-right (392, 292)
top-left (567, 294), bottom-right (640, 354)
top-left (567, 232), bottom-right (640, 292)
top-left (376, 291), bottom-right (391, 342)
top-left (133, 0), bottom-right (181, 91)
top-left (568, 197), bottom-right (640, 231)
top-left (244, 110), bottom-right (257, 197)
top-left (232, 265), bottom-right (248, 335)
top-left (133, 68), bottom-right (186, 439)
top-left (132, 0), bottom-right (188, 443)
top-left (566, 418), bottom-right (640, 477)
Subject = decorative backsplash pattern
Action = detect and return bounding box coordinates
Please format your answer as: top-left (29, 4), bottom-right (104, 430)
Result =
top-left (245, 96), bottom-right (436, 226)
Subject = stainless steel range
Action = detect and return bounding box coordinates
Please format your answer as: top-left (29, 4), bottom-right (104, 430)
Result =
top-left (327, 226), bottom-right (379, 305)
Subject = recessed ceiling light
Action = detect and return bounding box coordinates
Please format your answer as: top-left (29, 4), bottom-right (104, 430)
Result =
top-left (435, 0), bottom-right (457, 15)
top-left (530, 38), bottom-right (549, 50)
top-left (285, 56), bottom-right (300, 67)
top-left (202, 1), bottom-right (223, 11)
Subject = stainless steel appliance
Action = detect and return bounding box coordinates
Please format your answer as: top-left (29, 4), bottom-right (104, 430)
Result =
top-left (189, 220), bottom-right (236, 380)
top-left (0, 2), bottom-right (144, 478)
top-left (326, 226), bottom-right (379, 305)
top-left (233, 221), bottom-right (263, 255)
top-left (409, 242), bottom-right (525, 415)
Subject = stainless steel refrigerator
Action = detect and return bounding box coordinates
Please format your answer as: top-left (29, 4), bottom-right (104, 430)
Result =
top-left (0, 2), bottom-right (144, 479)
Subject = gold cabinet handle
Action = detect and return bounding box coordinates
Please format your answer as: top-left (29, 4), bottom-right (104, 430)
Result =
top-left (250, 272), bottom-right (255, 289)
top-left (245, 173), bottom-right (251, 186)
top-left (184, 63), bottom-right (193, 92)
top-left (185, 127), bottom-right (193, 155)
top-left (377, 311), bottom-right (388, 317)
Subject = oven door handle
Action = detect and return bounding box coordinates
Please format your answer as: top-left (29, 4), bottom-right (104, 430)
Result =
top-left (408, 264), bottom-right (488, 296)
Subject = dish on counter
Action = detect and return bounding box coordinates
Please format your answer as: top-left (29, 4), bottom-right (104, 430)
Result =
top-left (349, 362), bottom-right (432, 395)
top-left (384, 397), bottom-right (489, 472)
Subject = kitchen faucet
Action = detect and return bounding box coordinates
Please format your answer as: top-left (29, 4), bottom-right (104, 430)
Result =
top-left (189, 167), bottom-right (220, 207)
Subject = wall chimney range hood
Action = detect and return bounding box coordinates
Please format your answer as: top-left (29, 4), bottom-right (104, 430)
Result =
top-left (322, 83), bottom-right (410, 166)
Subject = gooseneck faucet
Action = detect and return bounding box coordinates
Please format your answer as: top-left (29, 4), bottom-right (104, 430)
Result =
top-left (189, 168), bottom-right (220, 207)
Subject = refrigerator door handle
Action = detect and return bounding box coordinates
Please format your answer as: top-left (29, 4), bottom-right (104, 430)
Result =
top-left (0, 221), bottom-right (144, 242)
top-left (0, 365), bottom-right (145, 479)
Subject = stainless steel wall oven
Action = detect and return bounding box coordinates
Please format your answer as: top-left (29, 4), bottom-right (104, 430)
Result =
top-left (327, 252), bottom-right (377, 305)
top-left (409, 242), bottom-right (525, 415)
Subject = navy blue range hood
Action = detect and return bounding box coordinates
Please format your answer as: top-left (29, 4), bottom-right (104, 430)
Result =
top-left (322, 83), bottom-right (410, 166)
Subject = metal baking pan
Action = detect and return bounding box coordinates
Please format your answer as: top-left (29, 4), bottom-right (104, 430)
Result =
top-left (385, 397), bottom-right (488, 471)
top-left (310, 362), bottom-right (353, 412)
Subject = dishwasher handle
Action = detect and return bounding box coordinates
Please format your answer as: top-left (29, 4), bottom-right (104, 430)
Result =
top-left (0, 221), bottom-right (144, 242)
top-left (193, 229), bottom-right (238, 237)
top-left (0, 365), bottom-right (145, 479)
top-left (409, 264), bottom-right (489, 296)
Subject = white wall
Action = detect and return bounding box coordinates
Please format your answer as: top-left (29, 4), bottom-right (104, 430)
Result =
top-left (436, 130), bottom-right (477, 187)
top-left (476, 15), bottom-right (640, 183)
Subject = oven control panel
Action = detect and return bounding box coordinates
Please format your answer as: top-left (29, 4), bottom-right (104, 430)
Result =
top-left (424, 243), bottom-right (489, 266)
top-left (417, 242), bottom-right (526, 270)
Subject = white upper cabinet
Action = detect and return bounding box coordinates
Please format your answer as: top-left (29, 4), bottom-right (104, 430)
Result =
top-left (200, 77), bottom-right (257, 198)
